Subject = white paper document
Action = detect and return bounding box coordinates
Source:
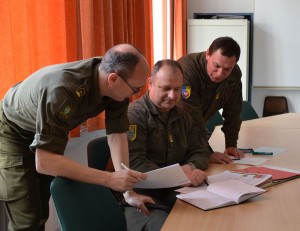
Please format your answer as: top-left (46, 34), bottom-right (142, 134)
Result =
top-left (233, 157), bottom-right (268, 166)
top-left (134, 163), bottom-right (191, 189)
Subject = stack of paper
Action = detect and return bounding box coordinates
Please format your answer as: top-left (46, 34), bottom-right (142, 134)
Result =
top-left (233, 165), bottom-right (300, 187)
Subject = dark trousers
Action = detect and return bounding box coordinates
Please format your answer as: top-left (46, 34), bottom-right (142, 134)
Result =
top-left (124, 188), bottom-right (178, 231)
top-left (0, 101), bottom-right (53, 231)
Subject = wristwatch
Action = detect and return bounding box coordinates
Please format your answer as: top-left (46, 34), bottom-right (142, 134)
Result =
top-left (187, 162), bottom-right (197, 170)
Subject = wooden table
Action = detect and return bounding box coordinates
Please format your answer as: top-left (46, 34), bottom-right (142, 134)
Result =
top-left (161, 113), bottom-right (300, 231)
top-left (240, 113), bottom-right (300, 129)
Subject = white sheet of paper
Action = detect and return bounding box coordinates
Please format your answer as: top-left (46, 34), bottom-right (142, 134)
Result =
top-left (233, 157), bottom-right (268, 166)
top-left (134, 163), bottom-right (191, 189)
top-left (175, 184), bottom-right (207, 194)
top-left (254, 146), bottom-right (288, 155)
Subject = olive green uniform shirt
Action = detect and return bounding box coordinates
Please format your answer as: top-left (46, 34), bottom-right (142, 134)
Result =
top-left (2, 57), bottom-right (129, 155)
top-left (178, 52), bottom-right (242, 148)
top-left (127, 93), bottom-right (210, 172)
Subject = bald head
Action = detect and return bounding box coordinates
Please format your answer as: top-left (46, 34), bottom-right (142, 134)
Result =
top-left (111, 43), bottom-right (144, 57)
top-left (100, 43), bottom-right (149, 81)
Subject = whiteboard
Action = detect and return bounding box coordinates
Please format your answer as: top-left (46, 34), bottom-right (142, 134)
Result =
top-left (187, 19), bottom-right (250, 100)
top-left (253, 0), bottom-right (300, 87)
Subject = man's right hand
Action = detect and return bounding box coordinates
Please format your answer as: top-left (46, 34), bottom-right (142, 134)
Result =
top-left (209, 152), bottom-right (233, 164)
top-left (108, 169), bottom-right (147, 192)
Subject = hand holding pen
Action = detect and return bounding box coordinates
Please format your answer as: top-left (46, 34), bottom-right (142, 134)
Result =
top-left (106, 163), bottom-right (146, 192)
top-left (121, 163), bottom-right (145, 181)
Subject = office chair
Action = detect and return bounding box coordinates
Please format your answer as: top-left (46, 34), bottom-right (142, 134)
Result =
top-left (50, 177), bottom-right (127, 231)
top-left (263, 96), bottom-right (289, 117)
top-left (240, 101), bottom-right (259, 121)
top-left (206, 111), bottom-right (223, 135)
top-left (87, 136), bottom-right (112, 171)
top-left (50, 136), bottom-right (127, 231)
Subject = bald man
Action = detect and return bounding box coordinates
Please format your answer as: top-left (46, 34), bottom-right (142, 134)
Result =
top-left (0, 44), bottom-right (154, 231)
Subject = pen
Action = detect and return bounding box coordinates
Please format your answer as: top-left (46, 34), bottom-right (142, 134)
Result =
top-left (204, 180), bottom-right (209, 186)
top-left (231, 157), bottom-right (241, 160)
top-left (238, 148), bottom-right (254, 153)
top-left (121, 163), bottom-right (143, 181)
top-left (252, 152), bottom-right (273, 155)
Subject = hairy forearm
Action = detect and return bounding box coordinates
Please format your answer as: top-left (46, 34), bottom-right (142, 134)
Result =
top-left (107, 133), bottom-right (129, 171)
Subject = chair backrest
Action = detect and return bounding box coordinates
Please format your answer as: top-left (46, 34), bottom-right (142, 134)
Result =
top-left (240, 101), bottom-right (259, 121)
top-left (206, 111), bottom-right (224, 134)
top-left (263, 96), bottom-right (289, 117)
top-left (87, 136), bottom-right (111, 170)
top-left (50, 177), bottom-right (127, 231)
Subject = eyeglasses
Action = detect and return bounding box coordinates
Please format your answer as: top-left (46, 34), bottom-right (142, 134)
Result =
top-left (117, 73), bottom-right (142, 94)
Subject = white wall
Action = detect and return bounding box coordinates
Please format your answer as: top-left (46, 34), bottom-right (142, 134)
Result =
top-left (187, 0), bottom-right (300, 116)
top-left (187, 0), bottom-right (254, 19)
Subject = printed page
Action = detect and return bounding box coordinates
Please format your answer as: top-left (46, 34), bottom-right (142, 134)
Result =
top-left (134, 163), bottom-right (191, 189)
top-left (208, 171), bottom-right (272, 187)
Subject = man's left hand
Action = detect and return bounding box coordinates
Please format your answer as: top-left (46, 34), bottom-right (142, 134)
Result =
top-left (123, 190), bottom-right (155, 216)
top-left (224, 147), bottom-right (245, 158)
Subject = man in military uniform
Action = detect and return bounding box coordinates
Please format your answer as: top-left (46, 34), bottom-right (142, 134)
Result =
top-left (178, 37), bottom-right (245, 164)
top-left (0, 44), bottom-right (155, 231)
top-left (125, 59), bottom-right (210, 231)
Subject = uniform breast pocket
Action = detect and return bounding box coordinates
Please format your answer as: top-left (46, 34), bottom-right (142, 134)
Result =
top-left (148, 123), bottom-right (165, 147)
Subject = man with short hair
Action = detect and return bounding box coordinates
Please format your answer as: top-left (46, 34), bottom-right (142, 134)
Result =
top-left (125, 59), bottom-right (210, 230)
top-left (178, 36), bottom-right (245, 164)
top-left (0, 43), bottom-right (154, 231)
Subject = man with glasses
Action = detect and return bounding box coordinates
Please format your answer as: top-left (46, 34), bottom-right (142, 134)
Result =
top-left (0, 43), bottom-right (155, 231)
top-left (117, 72), bottom-right (143, 94)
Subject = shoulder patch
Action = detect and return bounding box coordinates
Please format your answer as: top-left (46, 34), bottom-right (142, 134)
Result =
top-left (75, 87), bottom-right (86, 98)
top-left (127, 125), bottom-right (137, 141)
top-left (181, 86), bottom-right (191, 99)
top-left (59, 102), bottom-right (74, 120)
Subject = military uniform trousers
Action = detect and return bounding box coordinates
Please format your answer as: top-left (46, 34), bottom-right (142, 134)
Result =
top-left (0, 101), bottom-right (53, 231)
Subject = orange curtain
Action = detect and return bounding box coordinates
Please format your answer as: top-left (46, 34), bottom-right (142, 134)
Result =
top-left (0, 0), bottom-right (153, 137)
top-left (0, 0), bottom-right (79, 98)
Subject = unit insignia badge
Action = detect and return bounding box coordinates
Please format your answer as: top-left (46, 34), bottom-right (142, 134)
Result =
top-left (181, 86), bottom-right (191, 99)
top-left (127, 125), bottom-right (137, 141)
